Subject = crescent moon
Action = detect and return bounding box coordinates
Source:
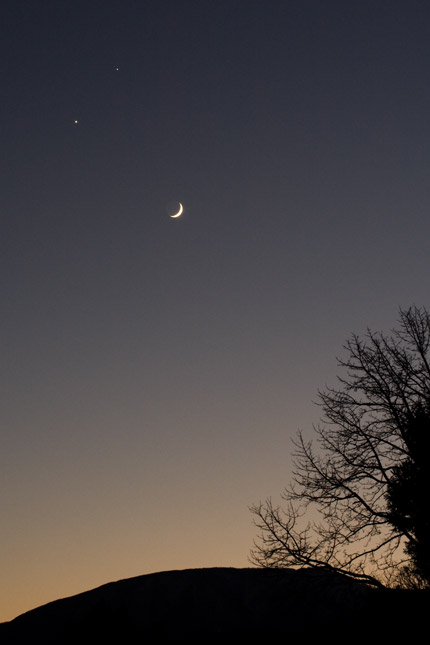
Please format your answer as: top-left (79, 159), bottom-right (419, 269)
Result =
top-left (170, 203), bottom-right (183, 218)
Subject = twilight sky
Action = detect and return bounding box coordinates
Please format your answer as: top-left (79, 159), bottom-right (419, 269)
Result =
top-left (1, 0), bottom-right (430, 621)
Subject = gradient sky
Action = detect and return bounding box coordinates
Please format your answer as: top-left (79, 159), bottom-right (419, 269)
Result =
top-left (2, 0), bottom-right (430, 621)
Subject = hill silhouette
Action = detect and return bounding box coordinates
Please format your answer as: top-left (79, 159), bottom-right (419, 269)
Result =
top-left (1, 567), bottom-right (428, 640)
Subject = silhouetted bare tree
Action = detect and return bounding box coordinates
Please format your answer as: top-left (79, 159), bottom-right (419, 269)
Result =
top-left (251, 306), bottom-right (430, 588)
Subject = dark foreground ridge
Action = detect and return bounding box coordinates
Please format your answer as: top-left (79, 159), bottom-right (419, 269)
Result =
top-left (1, 567), bottom-right (428, 641)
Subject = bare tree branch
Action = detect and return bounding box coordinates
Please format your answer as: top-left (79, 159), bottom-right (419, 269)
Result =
top-left (251, 306), bottom-right (430, 589)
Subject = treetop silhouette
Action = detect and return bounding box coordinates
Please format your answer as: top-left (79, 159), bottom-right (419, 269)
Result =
top-left (251, 306), bottom-right (430, 588)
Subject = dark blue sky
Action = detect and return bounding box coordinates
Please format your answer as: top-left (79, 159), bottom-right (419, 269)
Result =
top-left (1, 0), bottom-right (430, 620)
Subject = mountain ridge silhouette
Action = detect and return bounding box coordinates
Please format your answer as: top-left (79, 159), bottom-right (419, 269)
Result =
top-left (1, 567), bottom-right (427, 640)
